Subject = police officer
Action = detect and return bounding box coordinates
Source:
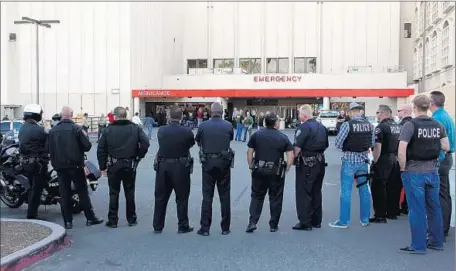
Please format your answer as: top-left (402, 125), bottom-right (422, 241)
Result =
top-left (398, 95), bottom-right (449, 253)
top-left (97, 106), bottom-right (150, 228)
top-left (245, 112), bottom-right (294, 233)
top-left (329, 102), bottom-right (374, 229)
top-left (18, 104), bottom-right (49, 220)
top-left (292, 105), bottom-right (328, 231)
top-left (370, 105), bottom-right (402, 223)
top-left (396, 104), bottom-right (413, 215)
top-left (195, 102), bottom-right (234, 236)
top-left (153, 106), bottom-right (195, 233)
top-left (48, 106), bottom-right (103, 229)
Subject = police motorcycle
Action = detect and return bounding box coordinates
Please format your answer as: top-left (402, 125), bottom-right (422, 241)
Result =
top-left (0, 105), bottom-right (101, 213)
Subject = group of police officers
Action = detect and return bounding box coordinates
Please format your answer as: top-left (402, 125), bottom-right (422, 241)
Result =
top-left (15, 91), bottom-right (453, 253)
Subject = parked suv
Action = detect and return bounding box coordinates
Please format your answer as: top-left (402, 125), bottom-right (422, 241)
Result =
top-left (316, 110), bottom-right (339, 134)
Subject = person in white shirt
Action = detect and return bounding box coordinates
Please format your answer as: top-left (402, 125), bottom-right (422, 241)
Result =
top-left (131, 112), bottom-right (143, 128)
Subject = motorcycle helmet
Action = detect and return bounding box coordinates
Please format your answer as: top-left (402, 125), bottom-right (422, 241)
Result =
top-left (23, 104), bottom-right (43, 122)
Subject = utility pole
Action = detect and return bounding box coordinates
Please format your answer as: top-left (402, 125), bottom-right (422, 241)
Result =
top-left (14, 17), bottom-right (60, 105)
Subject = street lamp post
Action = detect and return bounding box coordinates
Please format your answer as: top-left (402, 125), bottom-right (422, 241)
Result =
top-left (14, 17), bottom-right (60, 105)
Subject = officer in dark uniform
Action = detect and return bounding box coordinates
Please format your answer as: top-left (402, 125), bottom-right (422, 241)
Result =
top-left (398, 95), bottom-right (449, 253)
top-left (49, 106), bottom-right (103, 229)
top-left (153, 106), bottom-right (195, 233)
top-left (97, 106), bottom-right (150, 228)
top-left (396, 104), bottom-right (413, 214)
top-left (18, 104), bottom-right (49, 220)
top-left (370, 105), bottom-right (402, 223)
top-left (245, 112), bottom-right (294, 233)
top-left (292, 104), bottom-right (328, 231)
top-left (195, 102), bottom-right (234, 236)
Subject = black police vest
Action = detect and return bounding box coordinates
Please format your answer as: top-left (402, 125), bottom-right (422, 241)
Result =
top-left (382, 119), bottom-right (402, 154)
top-left (342, 119), bottom-right (372, 152)
top-left (407, 118), bottom-right (441, 161)
top-left (300, 122), bottom-right (328, 156)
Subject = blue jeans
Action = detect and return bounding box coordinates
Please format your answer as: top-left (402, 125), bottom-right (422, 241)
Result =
top-left (235, 123), bottom-right (243, 141)
top-left (147, 125), bottom-right (153, 138)
top-left (401, 171), bottom-right (444, 252)
top-left (338, 161), bottom-right (371, 225)
top-left (242, 125), bottom-right (251, 142)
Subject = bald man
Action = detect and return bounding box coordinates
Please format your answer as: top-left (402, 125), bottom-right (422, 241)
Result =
top-left (48, 106), bottom-right (103, 229)
top-left (397, 104), bottom-right (413, 126)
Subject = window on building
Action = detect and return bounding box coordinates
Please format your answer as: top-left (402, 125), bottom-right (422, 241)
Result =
top-left (266, 58), bottom-right (289, 73)
top-left (413, 48), bottom-right (418, 78)
top-left (187, 59), bottom-right (208, 74)
top-left (278, 58), bottom-right (289, 73)
top-left (213, 59), bottom-right (234, 69)
top-left (425, 38), bottom-right (430, 74)
top-left (404, 23), bottom-right (412, 38)
top-left (239, 58), bottom-right (261, 74)
top-left (441, 21), bottom-right (450, 67)
top-left (419, 4), bottom-right (424, 33)
top-left (430, 31), bottom-right (438, 72)
top-left (294, 57), bottom-right (317, 73)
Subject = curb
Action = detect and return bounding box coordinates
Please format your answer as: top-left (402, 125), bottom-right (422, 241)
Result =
top-left (0, 218), bottom-right (70, 271)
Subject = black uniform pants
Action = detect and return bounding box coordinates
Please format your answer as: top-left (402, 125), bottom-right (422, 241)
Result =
top-left (389, 160), bottom-right (404, 216)
top-left (200, 160), bottom-right (231, 231)
top-left (371, 154), bottom-right (397, 218)
top-left (153, 160), bottom-right (191, 230)
top-left (295, 161), bottom-right (326, 226)
top-left (438, 153), bottom-right (453, 235)
top-left (249, 170), bottom-right (285, 228)
top-left (107, 162), bottom-right (137, 223)
top-left (23, 162), bottom-right (48, 219)
top-left (57, 167), bottom-right (95, 223)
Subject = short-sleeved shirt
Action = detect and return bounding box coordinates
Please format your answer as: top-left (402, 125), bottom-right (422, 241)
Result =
top-left (398, 116), bottom-right (447, 173)
top-left (247, 128), bottom-right (293, 163)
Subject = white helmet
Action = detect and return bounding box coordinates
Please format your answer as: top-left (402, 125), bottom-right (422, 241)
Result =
top-left (23, 104), bottom-right (43, 122)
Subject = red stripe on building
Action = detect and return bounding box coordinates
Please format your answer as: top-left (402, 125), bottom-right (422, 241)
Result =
top-left (131, 89), bottom-right (414, 98)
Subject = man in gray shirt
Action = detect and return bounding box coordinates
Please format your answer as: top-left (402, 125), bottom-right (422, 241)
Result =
top-left (397, 95), bottom-right (450, 254)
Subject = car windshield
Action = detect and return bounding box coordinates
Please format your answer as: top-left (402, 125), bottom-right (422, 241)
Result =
top-left (12, 122), bottom-right (23, 131)
top-left (319, 112), bottom-right (339, 118)
top-left (0, 122), bottom-right (10, 133)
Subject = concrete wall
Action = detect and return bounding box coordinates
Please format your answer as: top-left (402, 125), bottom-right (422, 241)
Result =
top-left (399, 2), bottom-right (416, 84)
top-left (1, 2), bottom-right (132, 119)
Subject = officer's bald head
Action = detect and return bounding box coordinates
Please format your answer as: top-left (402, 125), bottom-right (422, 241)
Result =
top-left (211, 102), bottom-right (222, 116)
top-left (60, 106), bottom-right (73, 120)
top-left (113, 106), bottom-right (127, 120)
top-left (398, 104), bottom-right (412, 118)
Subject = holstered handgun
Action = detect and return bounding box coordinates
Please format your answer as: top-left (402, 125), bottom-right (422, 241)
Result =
top-left (221, 148), bottom-right (235, 168)
top-left (153, 157), bottom-right (159, 171)
top-left (186, 157), bottom-right (194, 174)
top-left (199, 149), bottom-right (206, 164)
top-left (294, 154), bottom-right (302, 168)
top-left (276, 158), bottom-right (283, 176)
top-left (132, 157), bottom-right (140, 173)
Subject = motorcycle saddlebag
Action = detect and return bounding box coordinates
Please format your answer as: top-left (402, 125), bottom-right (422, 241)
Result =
top-left (84, 160), bottom-right (101, 180)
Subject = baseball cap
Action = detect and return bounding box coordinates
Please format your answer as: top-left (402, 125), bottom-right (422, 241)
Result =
top-left (348, 102), bottom-right (363, 111)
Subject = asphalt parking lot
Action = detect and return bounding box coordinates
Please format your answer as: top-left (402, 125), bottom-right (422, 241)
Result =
top-left (1, 129), bottom-right (454, 271)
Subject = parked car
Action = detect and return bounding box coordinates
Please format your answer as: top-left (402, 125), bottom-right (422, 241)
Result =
top-left (316, 110), bottom-right (339, 134)
top-left (0, 120), bottom-right (23, 136)
top-left (366, 116), bottom-right (378, 129)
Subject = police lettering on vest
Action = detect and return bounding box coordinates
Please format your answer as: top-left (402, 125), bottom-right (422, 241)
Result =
top-left (407, 118), bottom-right (441, 161)
top-left (384, 120), bottom-right (401, 154)
top-left (342, 119), bottom-right (373, 152)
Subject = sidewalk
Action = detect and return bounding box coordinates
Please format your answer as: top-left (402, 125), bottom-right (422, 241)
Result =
top-left (0, 219), bottom-right (69, 271)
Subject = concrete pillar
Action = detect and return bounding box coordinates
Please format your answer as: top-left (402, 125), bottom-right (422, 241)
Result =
top-left (323, 97), bottom-right (330, 110)
top-left (133, 97), bottom-right (140, 116)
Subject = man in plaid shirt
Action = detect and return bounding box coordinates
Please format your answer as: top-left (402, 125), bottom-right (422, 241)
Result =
top-left (329, 102), bottom-right (375, 229)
